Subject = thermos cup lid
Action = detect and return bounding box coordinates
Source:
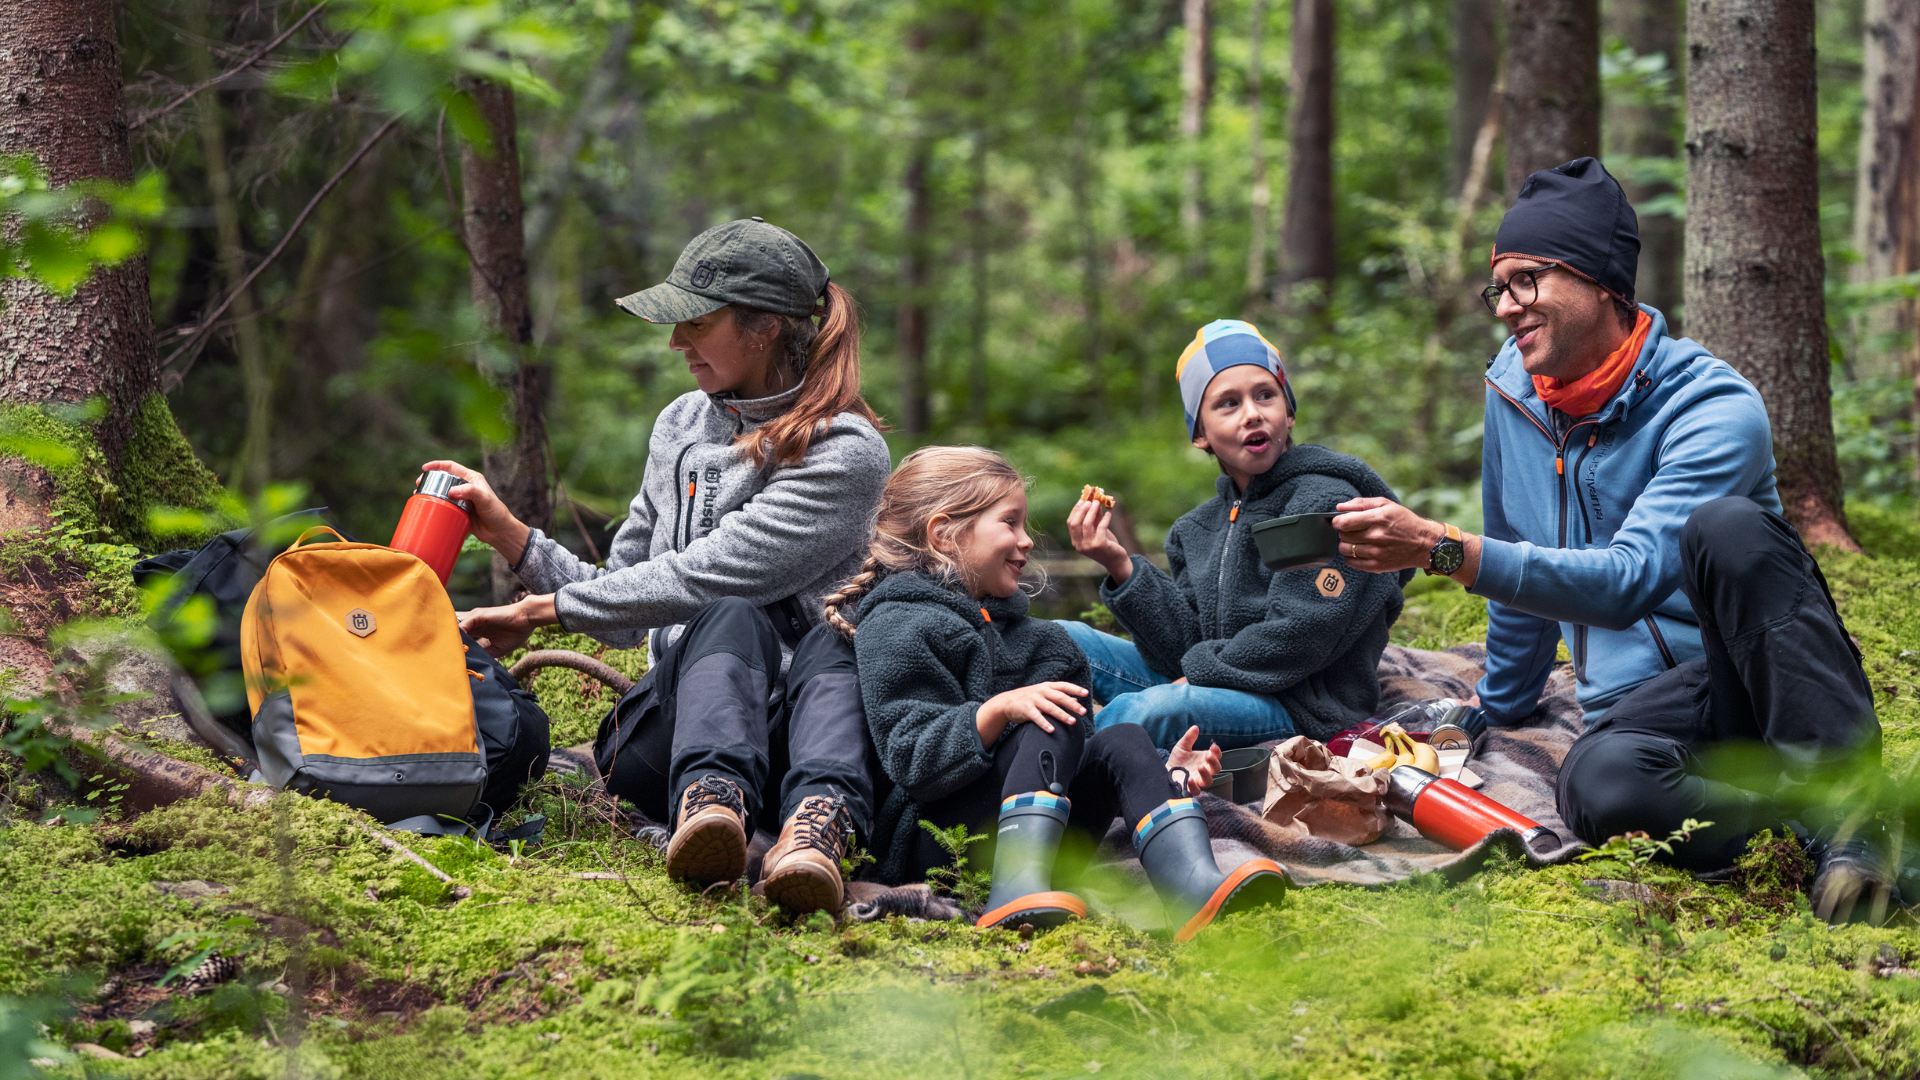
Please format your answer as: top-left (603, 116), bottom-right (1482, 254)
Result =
top-left (416, 470), bottom-right (473, 512)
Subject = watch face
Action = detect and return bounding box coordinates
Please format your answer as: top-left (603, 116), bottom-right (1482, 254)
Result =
top-left (1431, 539), bottom-right (1465, 575)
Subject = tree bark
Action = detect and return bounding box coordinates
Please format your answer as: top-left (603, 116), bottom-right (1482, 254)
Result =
top-left (1178, 0), bottom-right (1210, 264)
top-left (1685, 0), bottom-right (1858, 550)
top-left (1603, 0), bottom-right (1683, 324)
top-left (967, 129), bottom-right (989, 427)
top-left (1504, 0), bottom-right (1601, 198)
top-left (898, 137), bottom-right (934, 435)
top-left (0, 0), bottom-right (155, 472)
top-left (459, 77), bottom-right (552, 596)
top-left (1451, 0), bottom-right (1501, 196)
top-left (1279, 0), bottom-right (1335, 305)
top-left (1243, 0), bottom-right (1271, 314)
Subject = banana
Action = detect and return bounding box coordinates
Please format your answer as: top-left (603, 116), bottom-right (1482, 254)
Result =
top-left (1364, 750), bottom-right (1398, 772)
top-left (1410, 738), bottom-right (1441, 774)
top-left (1391, 733), bottom-right (1415, 768)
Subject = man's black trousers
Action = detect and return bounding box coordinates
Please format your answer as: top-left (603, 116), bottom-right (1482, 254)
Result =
top-left (592, 597), bottom-right (876, 838)
top-left (1556, 497), bottom-right (1880, 869)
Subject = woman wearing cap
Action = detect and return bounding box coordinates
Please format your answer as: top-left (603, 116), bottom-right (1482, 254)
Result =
top-left (1061, 319), bottom-right (1413, 751)
top-left (429, 219), bottom-right (890, 917)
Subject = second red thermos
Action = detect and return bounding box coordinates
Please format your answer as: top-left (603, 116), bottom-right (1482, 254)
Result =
top-left (389, 470), bottom-right (473, 586)
top-left (1385, 765), bottom-right (1560, 856)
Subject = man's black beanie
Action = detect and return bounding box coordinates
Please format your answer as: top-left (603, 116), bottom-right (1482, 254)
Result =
top-left (1492, 157), bottom-right (1640, 304)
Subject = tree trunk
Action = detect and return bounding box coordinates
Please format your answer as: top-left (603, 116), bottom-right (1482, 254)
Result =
top-left (1280, 0), bottom-right (1335, 307)
top-left (459, 77), bottom-right (552, 596)
top-left (1685, 0), bottom-right (1858, 550)
top-left (0, 0), bottom-right (155, 481)
top-left (1504, 0), bottom-right (1601, 198)
top-left (1178, 0), bottom-right (1210, 264)
top-left (188, 9), bottom-right (272, 495)
top-left (1603, 0), bottom-right (1683, 324)
top-left (898, 137), bottom-right (934, 435)
top-left (1451, 0), bottom-right (1501, 196)
top-left (967, 130), bottom-right (989, 427)
top-left (1243, 0), bottom-right (1271, 314)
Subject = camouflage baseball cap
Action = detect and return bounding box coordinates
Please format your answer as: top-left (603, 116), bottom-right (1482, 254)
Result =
top-left (615, 218), bottom-right (829, 323)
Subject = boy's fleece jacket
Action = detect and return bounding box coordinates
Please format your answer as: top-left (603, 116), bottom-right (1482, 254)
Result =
top-left (853, 572), bottom-right (1091, 885)
top-left (514, 382), bottom-right (890, 650)
top-left (1099, 444), bottom-right (1413, 742)
top-left (1473, 304), bottom-right (1779, 724)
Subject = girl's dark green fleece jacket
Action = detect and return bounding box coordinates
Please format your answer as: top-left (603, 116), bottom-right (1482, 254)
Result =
top-left (1098, 443), bottom-right (1414, 742)
top-left (852, 572), bottom-right (1091, 885)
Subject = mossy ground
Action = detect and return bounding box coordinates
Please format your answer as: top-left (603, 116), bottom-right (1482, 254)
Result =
top-left (5, 510), bottom-right (1920, 1078)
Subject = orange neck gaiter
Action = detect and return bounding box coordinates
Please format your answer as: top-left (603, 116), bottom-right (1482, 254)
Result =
top-left (1532, 311), bottom-right (1651, 418)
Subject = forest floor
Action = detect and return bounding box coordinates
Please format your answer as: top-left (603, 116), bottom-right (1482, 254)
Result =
top-left (4, 505), bottom-right (1920, 1079)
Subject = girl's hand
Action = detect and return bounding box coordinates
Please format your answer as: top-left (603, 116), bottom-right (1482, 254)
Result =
top-left (458, 594), bottom-right (558, 657)
top-left (976, 682), bottom-right (1088, 746)
top-left (1167, 725), bottom-right (1222, 794)
top-left (1067, 497), bottom-right (1133, 585)
top-left (422, 459), bottom-right (532, 565)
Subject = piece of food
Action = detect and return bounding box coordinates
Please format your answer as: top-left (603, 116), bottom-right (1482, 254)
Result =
top-left (1364, 750), bottom-right (1398, 772)
top-left (1381, 724), bottom-right (1415, 768)
top-left (1080, 484), bottom-right (1115, 509)
top-left (1411, 739), bottom-right (1440, 774)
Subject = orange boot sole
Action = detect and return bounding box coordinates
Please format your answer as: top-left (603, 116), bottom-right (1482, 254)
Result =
top-left (975, 891), bottom-right (1087, 930)
top-left (1174, 859), bottom-right (1289, 942)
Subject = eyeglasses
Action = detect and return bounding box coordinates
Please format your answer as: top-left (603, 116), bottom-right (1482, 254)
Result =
top-left (1480, 264), bottom-right (1563, 316)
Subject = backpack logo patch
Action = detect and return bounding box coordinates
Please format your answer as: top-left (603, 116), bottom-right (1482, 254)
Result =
top-left (1315, 569), bottom-right (1346, 599)
top-left (690, 260), bottom-right (716, 289)
top-left (345, 608), bottom-right (377, 637)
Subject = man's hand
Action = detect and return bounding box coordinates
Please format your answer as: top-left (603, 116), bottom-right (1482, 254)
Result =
top-left (1067, 497), bottom-right (1133, 585)
top-left (458, 593), bottom-right (558, 657)
top-left (1166, 725), bottom-right (1222, 794)
top-left (1332, 497), bottom-right (1479, 583)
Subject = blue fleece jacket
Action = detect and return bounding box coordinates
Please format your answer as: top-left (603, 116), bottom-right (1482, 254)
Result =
top-left (1471, 305), bottom-right (1780, 724)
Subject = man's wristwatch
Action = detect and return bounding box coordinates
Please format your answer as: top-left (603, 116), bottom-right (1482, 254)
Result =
top-left (1426, 523), bottom-right (1465, 576)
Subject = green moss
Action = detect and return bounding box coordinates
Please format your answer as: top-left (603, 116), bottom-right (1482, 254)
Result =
top-left (503, 626), bottom-right (648, 748)
top-left (1817, 550), bottom-right (1920, 765)
top-left (1392, 573), bottom-right (1490, 650)
top-left (1849, 500), bottom-right (1920, 562)
top-left (113, 395), bottom-right (227, 551)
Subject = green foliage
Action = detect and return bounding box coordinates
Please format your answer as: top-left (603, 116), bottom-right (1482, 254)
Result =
top-left (0, 156), bottom-right (166, 296)
top-left (0, 995), bottom-right (72, 1079)
top-left (918, 819), bottom-right (991, 909)
top-left (1390, 573), bottom-right (1490, 650)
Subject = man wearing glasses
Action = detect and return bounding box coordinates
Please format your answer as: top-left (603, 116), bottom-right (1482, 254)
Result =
top-left (1333, 158), bottom-right (1888, 920)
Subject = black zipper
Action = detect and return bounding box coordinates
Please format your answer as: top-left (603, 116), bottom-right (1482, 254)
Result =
top-left (1217, 497), bottom-right (1243, 637)
top-left (1573, 429), bottom-right (1600, 545)
top-left (683, 469), bottom-right (699, 549)
top-left (1644, 615), bottom-right (1677, 669)
top-left (1573, 624), bottom-right (1587, 681)
top-left (668, 443), bottom-right (696, 552)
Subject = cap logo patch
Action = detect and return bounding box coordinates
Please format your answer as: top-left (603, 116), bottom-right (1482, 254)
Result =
top-left (1315, 569), bottom-right (1346, 599)
top-left (691, 260), bottom-right (716, 289)
top-left (345, 608), bottom-right (376, 637)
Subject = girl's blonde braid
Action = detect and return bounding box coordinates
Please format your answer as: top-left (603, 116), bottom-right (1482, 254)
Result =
top-left (822, 554), bottom-right (885, 639)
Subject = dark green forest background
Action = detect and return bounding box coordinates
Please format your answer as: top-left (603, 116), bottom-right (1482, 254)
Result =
top-left (128, 0), bottom-right (1913, 602)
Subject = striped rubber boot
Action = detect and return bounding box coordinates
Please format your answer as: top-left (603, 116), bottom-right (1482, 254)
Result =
top-left (1134, 798), bottom-right (1288, 941)
top-left (974, 792), bottom-right (1086, 930)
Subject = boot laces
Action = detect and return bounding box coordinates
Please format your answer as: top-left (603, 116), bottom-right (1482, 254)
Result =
top-left (683, 775), bottom-right (745, 818)
top-left (789, 795), bottom-right (853, 859)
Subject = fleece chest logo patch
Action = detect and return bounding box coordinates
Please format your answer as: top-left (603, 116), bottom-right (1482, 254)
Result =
top-left (345, 608), bottom-right (377, 637)
top-left (1315, 568), bottom-right (1346, 599)
top-left (690, 260), bottom-right (717, 289)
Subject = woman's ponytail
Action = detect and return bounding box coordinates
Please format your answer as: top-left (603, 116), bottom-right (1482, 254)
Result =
top-left (732, 281), bottom-right (885, 467)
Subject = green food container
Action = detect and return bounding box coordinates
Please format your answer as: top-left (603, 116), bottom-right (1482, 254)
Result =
top-left (1250, 512), bottom-right (1342, 571)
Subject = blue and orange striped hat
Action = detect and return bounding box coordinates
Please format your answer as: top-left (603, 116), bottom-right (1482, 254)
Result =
top-left (1174, 319), bottom-right (1295, 438)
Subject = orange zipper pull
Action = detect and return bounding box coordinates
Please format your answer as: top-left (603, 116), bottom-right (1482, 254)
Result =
top-left (687, 481), bottom-right (695, 496)
top-left (1229, 504), bottom-right (1241, 523)
top-left (1556, 456), bottom-right (1564, 476)
top-left (1588, 431), bottom-right (1598, 447)
top-left (980, 607), bottom-right (992, 623)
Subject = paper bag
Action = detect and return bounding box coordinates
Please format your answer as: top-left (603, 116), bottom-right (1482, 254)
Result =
top-left (1261, 736), bottom-right (1389, 846)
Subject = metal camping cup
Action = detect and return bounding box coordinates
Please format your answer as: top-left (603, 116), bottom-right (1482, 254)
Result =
top-left (1383, 765), bottom-right (1560, 856)
top-left (1250, 512), bottom-right (1342, 571)
top-left (1219, 747), bottom-right (1272, 804)
top-left (389, 470), bottom-right (474, 586)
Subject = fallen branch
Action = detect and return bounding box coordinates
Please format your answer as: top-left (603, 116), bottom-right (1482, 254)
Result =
top-left (356, 824), bottom-right (473, 900)
top-left (130, 3), bottom-right (331, 130)
top-left (509, 650), bottom-right (635, 694)
top-left (49, 718), bottom-right (270, 813)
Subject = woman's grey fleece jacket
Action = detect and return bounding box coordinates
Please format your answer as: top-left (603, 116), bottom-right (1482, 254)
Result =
top-left (513, 382), bottom-right (890, 649)
top-left (1099, 443), bottom-right (1414, 742)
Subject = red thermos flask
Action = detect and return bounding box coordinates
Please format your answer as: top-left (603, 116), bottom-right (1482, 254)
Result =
top-left (1385, 765), bottom-right (1561, 856)
top-left (389, 470), bottom-right (473, 586)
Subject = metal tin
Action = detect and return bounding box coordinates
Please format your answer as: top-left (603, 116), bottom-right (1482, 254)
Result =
top-left (415, 469), bottom-right (473, 511)
top-left (1219, 746), bottom-right (1272, 805)
top-left (1428, 724), bottom-right (1473, 751)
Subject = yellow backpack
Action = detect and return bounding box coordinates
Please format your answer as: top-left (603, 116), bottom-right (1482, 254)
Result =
top-left (240, 527), bottom-right (485, 823)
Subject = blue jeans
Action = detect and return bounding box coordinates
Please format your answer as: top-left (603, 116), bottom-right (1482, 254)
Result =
top-left (1057, 620), bottom-right (1296, 751)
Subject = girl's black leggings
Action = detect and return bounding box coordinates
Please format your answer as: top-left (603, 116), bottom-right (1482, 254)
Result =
top-left (905, 716), bottom-right (1180, 882)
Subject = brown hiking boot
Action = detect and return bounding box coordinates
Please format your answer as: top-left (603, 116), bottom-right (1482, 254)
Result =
top-left (665, 775), bottom-right (749, 885)
top-left (760, 794), bottom-right (854, 916)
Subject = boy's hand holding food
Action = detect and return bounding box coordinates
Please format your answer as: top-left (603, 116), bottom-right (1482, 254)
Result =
top-left (1068, 485), bottom-right (1133, 585)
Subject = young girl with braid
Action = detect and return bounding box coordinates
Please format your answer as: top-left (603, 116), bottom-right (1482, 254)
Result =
top-left (823, 447), bottom-right (1289, 938)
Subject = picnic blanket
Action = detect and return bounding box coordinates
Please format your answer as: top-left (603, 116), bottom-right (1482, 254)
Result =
top-left (843, 644), bottom-right (1593, 923)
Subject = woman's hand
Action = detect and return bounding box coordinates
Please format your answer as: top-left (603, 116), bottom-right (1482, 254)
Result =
top-left (976, 681), bottom-right (1088, 747)
top-left (458, 594), bottom-right (558, 657)
top-left (422, 459), bottom-right (532, 566)
top-left (1067, 497), bottom-right (1133, 585)
top-left (1166, 725), bottom-right (1223, 794)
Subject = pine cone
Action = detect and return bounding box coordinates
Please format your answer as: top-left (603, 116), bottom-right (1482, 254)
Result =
top-left (97, 972), bottom-right (124, 1001)
top-left (180, 953), bottom-right (240, 995)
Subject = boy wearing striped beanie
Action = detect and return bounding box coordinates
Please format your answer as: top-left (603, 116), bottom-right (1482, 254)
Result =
top-left (1062, 319), bottom-right (1412, 751)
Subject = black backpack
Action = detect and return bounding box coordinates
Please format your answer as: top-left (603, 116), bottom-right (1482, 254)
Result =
top-left (136, 510), bottom-right (551, 818)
